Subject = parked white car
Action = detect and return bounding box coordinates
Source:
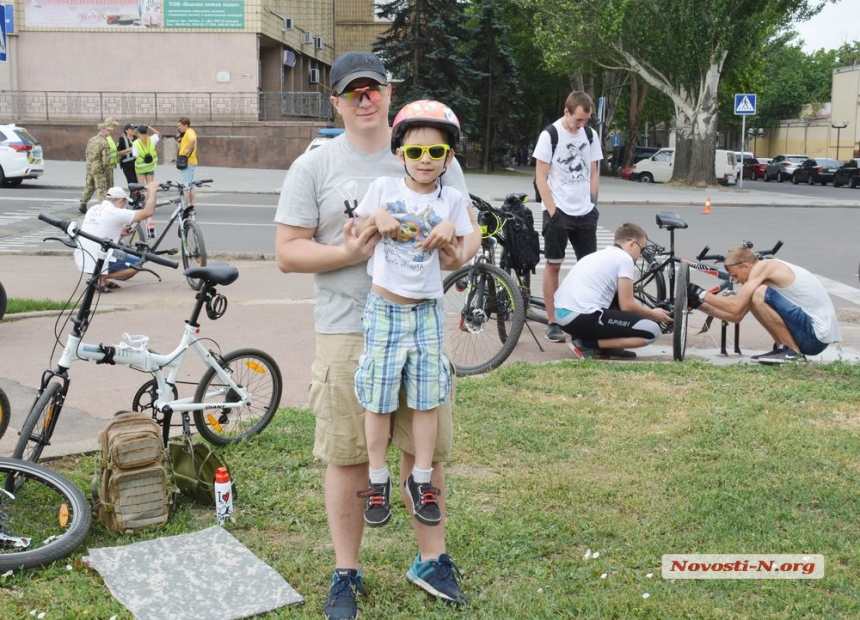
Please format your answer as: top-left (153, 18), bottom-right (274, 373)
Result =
top-left (632, 148), bottom-right (737, 184)
top-left (0, 124), bottom-right (44, 186)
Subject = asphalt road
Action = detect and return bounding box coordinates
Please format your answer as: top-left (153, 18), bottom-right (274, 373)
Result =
top-left (3, 188), bottom-right (859, 292)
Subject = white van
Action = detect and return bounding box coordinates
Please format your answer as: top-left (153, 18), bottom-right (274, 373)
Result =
top-left (716, 149), bottom-right (738, 185)
top-left (632, 148), bottom-right (738, 184)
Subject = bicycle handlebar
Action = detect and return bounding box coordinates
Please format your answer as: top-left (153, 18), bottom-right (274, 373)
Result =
top-left (696, 239), bottom-right (783, 263)
top-left (38, 212), bottom-right (179, 269)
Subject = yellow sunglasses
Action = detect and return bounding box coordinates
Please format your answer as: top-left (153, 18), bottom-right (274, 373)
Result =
top-left (401, 144), bottom-right (450, 161)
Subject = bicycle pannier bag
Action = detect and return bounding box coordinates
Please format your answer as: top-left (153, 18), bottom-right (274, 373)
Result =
top-left (500, 196), bottom-right (541, 274)
top-left (169, 436), bottom-right (232, 505)
top-left (176, 155), bottom-right (189, 170)
top-left (92, 411), bottom-right (172, 534)
top-left (533, 124), bottom-right (593, 202)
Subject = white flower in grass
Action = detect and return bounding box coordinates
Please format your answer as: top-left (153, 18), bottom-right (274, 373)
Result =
top-left (583, 548), bottom-right (592, 560)
top-left (642, 593), bottom-right (650, 599)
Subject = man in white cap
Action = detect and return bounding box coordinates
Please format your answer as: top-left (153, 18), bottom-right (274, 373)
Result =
top-left (74, 182), bottom-right (158, 292)
top-left (275, 51), bottom-right (480, 619)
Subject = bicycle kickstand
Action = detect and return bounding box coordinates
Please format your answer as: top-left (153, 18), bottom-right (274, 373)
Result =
top-left (522, 320), bottom-right (545, 353)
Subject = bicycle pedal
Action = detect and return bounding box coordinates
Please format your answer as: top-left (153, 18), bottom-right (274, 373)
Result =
top-left (164, 248), bottom-right (179, 255)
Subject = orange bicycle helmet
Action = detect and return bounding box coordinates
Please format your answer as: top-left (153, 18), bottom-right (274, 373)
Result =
top-left (391, 100), bottom-right (460, 154)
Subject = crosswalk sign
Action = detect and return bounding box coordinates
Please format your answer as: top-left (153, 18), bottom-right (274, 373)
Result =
top-left (734, 93), bottom-right (756, 115)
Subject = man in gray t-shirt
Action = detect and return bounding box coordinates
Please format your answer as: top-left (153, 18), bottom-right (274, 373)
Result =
top-left (274, 51), bottom-right (479, 619)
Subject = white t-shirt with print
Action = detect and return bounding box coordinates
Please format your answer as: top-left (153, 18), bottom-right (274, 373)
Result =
top-left (532, 119), bottom-right (603, 216)
top-left (74, 200), bottom-right (136, 274)
top-left (554, 245), bottom-right (633, 316)
top-left (355, 176), bottom-right (473, 300)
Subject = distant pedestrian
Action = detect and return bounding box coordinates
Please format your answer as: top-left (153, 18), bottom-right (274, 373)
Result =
top-left (79, 122), bottom-right (112, 214)
top-left (103, 117), bottom-right (119, 189)
top-left (117, 123), bottom-right (138, 185)
top-left (177, 117), bottom-right (198, 208)
top-left (133, 125), bottom-right (160, 183)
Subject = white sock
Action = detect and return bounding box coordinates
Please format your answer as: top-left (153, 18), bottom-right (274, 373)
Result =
top-left (369, 466), bottom-right (389, 485)
top-left (412, 466), bottom-right (433, 484)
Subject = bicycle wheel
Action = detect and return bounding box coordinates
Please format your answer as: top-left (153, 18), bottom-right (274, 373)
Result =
top-left (181, 219), bottom-right (207, 290)
top-left (0, 280), bottom-right (6, 321)
top-left (634, 255), bottom-right (666, 308)
top-left (0, 457), bottom-right (91, 571)
top-left (673, 263), bottom-right (690, 361)
top-left (442, 262), bottom-right (525, 376)
top-left (10, 382), bottom-right (63, 473)
top-left (498, 268), bottom-right (531, 342)
top-left (193, 349), bottom-right (282, 445)
top-left (0, 388), bottom-right (10, 441)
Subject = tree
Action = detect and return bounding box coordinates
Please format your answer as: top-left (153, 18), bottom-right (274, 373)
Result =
top-left (466, 0), bottom-right (525, 172)
top-left (516, 0), bottom-right (828, 185)
top-left (373, 0), bottom-right (483, 135)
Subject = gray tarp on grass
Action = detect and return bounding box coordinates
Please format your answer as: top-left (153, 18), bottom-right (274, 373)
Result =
top-left (87, 526), bottom-right (304, 620)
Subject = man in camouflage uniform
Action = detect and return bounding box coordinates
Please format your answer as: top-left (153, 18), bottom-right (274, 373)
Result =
top-left (79, 123), bottom-right (113, 214)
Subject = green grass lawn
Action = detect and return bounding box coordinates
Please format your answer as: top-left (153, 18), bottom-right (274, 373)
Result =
top-left (2, 360), bottom-right (859, 618)
top-left (3, 298), bottom-right (68, 315)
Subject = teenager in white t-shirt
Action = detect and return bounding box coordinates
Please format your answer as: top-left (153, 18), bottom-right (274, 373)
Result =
top-left (554, 222), bottom-right (671, 359)
top-left (353, 100), bottom-right (473, 530)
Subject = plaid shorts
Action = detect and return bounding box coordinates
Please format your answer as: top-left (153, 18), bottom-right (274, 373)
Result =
top-left (355, 292), bottom-right (451, 414)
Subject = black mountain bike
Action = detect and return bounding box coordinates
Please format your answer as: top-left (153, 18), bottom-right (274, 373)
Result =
top-left (442, 193), bottom-right (541, 376)
top-left (634, 212), bottom-right (783, 360)
top-left (123, 179), bottom-right (210, 290)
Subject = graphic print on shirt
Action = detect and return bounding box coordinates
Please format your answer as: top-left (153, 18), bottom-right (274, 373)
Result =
top-left (382, 199), bottom-right (443, 270)
top-left (557, 140), bottom-right (590, 186)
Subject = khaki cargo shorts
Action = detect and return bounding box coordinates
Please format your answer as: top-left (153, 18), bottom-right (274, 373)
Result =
top-left (309, 333), bottom-right (454, 466)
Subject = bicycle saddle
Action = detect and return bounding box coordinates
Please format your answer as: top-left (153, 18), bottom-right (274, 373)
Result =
top-left (655, 212), bottom-right (688, 230)
top-left (183, 262), bottom-right (239, 286)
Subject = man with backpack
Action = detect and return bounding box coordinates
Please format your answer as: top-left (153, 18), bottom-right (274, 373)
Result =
top-left (533, 91), bottom-right (603, 343)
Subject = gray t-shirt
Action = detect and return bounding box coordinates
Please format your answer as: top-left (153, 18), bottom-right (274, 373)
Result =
top-left (274, 134), bottom-right (469, 333)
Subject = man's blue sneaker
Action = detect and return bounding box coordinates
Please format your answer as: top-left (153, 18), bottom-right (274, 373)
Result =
top-left (324, 568), bottom-right (365, 620)
top-left (406, 553), bottom-right (467, 604)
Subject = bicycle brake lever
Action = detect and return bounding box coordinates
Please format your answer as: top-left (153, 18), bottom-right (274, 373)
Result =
top-left (44, 236), bottom-right (77, 249)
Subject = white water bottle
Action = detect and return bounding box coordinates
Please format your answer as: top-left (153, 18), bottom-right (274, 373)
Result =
top-left (214, 467), bottom-right (234, 525)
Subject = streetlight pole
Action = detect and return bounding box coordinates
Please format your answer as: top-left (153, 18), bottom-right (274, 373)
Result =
top-left (831, 120), bottom-right (849, 161)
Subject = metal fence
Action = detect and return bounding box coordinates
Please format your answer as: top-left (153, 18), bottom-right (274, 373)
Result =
top-left (0, 91), bottom-right (334, 122)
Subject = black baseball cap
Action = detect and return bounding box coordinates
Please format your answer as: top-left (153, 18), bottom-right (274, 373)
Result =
top-left (137, 125), bottom-right (149, 134)
top-left (124, 123), bottom-right (136, 131)
top-left (330, 52), bottom-right (387, 94)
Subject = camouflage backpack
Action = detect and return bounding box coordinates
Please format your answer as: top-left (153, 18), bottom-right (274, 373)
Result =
top-left (92, 411), bottom-right (173, 534)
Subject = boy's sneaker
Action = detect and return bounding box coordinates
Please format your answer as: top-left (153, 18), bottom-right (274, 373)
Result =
top-left (324, 568), bottom-right (365, 620)
top-left (545, 322), bottom-right (566, 343)
top-left (750, 345), bottom-right (786, 361)
top-left (404, 475), bottom-right (441, 526)
top-left (356, 479), bottom-right (392, 528)
top-left (407, 553), bottom-right (467, 605)
top-left (754, 347), bottom-right (805, 365)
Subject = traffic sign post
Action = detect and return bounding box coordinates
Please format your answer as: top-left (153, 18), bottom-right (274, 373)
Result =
top-left (734, 94), bottom-right (757, 189)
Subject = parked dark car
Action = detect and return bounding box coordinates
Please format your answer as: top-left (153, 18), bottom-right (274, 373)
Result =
top-left (792, 158), bottom-right (841, 185)
top-left (764, 154), bottom-right (808, 182)
top-left (743, 157), bottom-right (771, 180)
top-left (833, 159), bottom-right (860, 188)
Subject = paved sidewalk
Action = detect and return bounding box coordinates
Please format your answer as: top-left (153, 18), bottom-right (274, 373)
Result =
top-left (2, 162), bottom-right (860, 458)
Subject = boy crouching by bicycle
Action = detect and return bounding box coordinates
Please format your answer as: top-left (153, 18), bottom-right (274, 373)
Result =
top-left (74, 183), bottom-right (158, 292)
top-left (352, 100), bottom-right (473, 528)
top-left (554, 222), bottom-right (672, 359)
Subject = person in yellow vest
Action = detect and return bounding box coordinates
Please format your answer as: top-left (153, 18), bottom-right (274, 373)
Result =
top-left (133, 124), bottom-right (160, 183)
top-left (103, 117), bottom-right (119, 189)
top-left (177, 117), bottom-right (199, 208)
